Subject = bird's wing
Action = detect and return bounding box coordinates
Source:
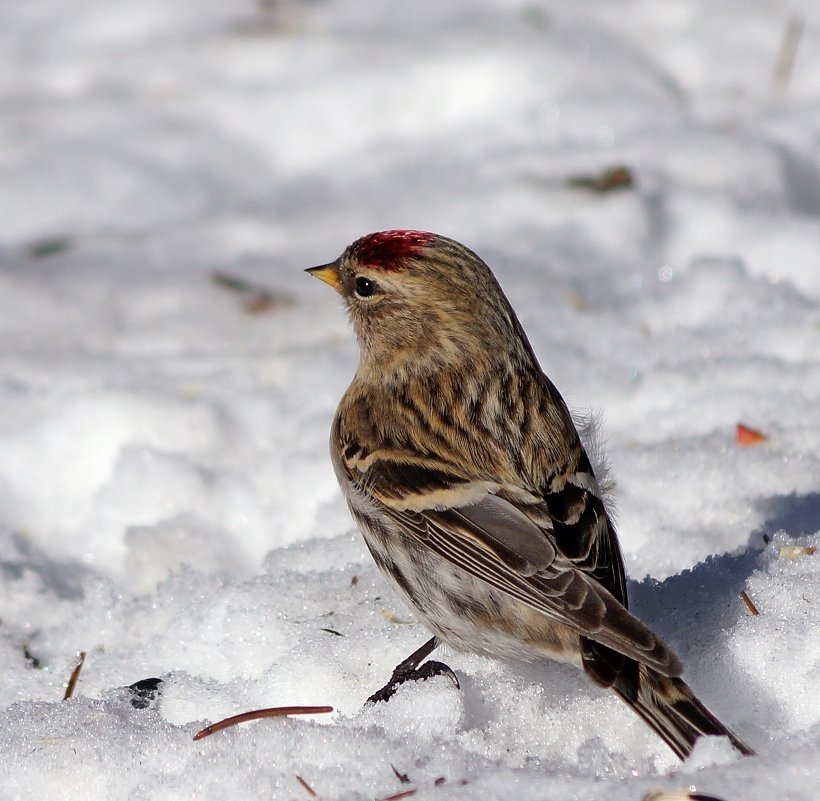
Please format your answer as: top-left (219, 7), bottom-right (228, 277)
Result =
top-left (356, 457), bottom-right (681, 678)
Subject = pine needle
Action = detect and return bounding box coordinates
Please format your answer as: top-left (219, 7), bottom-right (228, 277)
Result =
top-left (295, 775), bottom-right (318, 797)
top-left (740, 590), bottom-right (760, 616)
top-left (193, 705), bottom-right (333, 741)
top-left (63, 651), bottom-right (86, 700)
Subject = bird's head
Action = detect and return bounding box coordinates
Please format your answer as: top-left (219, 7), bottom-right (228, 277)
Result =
top-left (307, 230), bottom-right (527, 378)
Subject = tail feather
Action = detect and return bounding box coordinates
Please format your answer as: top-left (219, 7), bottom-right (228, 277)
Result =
top-left (612, 664), bottom-right (755, 760)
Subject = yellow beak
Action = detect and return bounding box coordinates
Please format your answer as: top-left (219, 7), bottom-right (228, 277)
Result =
top-left (305, 261), bottom-right (342, 292)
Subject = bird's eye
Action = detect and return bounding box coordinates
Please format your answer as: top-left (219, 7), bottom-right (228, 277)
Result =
top-left (354, 276), bottom-right (378, 298)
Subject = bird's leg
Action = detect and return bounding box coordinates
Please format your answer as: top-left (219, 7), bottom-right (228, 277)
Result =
top-left (366, 636), bottom-right (459, 704)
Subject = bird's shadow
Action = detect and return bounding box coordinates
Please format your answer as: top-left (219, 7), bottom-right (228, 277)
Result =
top-left (750, 491), bottom-right (820, 544)
top-left (626, 492), bottom-right (820, 750)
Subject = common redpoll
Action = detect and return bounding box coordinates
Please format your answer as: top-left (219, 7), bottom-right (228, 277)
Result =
top-left (307, 230), bottom-right (754, 760)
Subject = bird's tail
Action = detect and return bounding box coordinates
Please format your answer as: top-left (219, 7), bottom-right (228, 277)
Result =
top-left (612, 664), bottom-right (755, 760)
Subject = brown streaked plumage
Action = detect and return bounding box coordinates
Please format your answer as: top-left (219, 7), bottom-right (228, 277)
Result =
top-left (307, 230), bottom-right (754, 760)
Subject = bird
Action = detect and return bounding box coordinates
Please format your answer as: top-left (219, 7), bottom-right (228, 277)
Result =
top-left (306, 230), bottom-right (754, 760)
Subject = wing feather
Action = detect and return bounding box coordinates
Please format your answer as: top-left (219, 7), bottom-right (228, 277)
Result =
top-left (383, 499), bottom-right (681, 676)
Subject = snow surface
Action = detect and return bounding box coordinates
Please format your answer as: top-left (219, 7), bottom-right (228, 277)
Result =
top-left (2, 1), bottom-right (819, 799)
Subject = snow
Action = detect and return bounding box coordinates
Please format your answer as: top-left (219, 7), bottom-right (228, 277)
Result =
top-left (1, 0), bottom-right (819, 799)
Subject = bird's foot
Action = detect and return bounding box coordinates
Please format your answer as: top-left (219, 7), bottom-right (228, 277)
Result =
top-left (367, 659), bottom-right (459, 704)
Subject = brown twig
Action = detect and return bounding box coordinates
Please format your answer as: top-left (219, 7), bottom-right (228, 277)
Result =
top-left (295, 775), bottom-right (318, 797)
top-left (567, 165), bottom-right (635, 193)
top-left (772, 16), bottom-right (805, 93)
top-left (193, 705), bottom-right (333, 741)
top-left (740, 590), bottom-right (760, 616)
top-left (376, 791), bottom-right (417, 801)
top-left (63, 651), bottom-right (86, 700)
top-left (779, 545), bottom-right (817, 560)
top-left (210, 271), bottom-right (291, 314)
top-left (391, 765), bottom-right (411, 785)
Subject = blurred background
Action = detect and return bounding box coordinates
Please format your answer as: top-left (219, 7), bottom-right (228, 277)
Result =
top-left (1, 0), bottom-right (818, 586)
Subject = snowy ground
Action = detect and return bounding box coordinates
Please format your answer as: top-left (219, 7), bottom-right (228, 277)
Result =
top-left (1, 1), bottom-right (819, 799)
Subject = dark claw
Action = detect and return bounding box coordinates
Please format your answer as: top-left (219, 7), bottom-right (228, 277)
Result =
top-left (367, 659), bottom-right (459, 704)
top-left (411, 660), bottom-right (459, 688)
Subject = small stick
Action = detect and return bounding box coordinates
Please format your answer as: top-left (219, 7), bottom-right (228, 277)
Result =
top-left (193, 705), bottom-right (333, 741)
top-left (63, 651), bottom-right (86, 700)
top-left (295, 775), bottom-right (318, 798)
top-left (210, 271), bottom-right (288, 314)
top-left (779, 545), bottom-right (817, 560)
top-left (740, 590), bottom-right (760, 616)
top-left (772, 16), bottom-right (805, 93)
top-left (376, 791), bottom-right (417, 801)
